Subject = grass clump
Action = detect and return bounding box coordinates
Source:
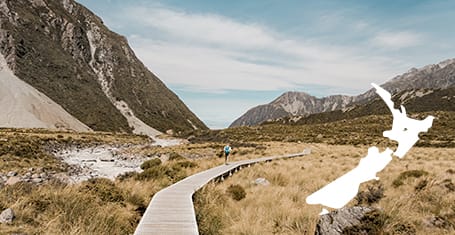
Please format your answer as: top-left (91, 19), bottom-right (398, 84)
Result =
top-left (194, 184), bottom-right (227, 235)
top-left (342, 210), bottom-right (389, 234)
top-left (140, 158), bottom-right (162, 170)
top-left (80, 178), bottom-right (125, 203)
top-left (392, 170), bottom-right (429, 188)
top-left (135, 164), bottom-right (187, 182)
top-left (174, 160), bottom-right (198, 168)
top-left (226, 184), bottom-right (246, 201)
top-left (168, 152), bottom-right (185, 161)
top-left (356, 183), bottom-right (385, 206)
top-left (0, 181), bottom-right (137, 234)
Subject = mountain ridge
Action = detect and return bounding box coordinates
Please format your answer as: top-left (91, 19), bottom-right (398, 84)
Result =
top-left (230, 58), bottom-right (455, 127)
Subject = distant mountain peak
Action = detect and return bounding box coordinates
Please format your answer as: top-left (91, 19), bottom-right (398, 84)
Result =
top-left (231, 57), bottom-right (455, 127)
top-left (230, 91), bottom-right (357, 127)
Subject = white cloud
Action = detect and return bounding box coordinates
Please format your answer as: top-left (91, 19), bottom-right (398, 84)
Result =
top-left (124, 6), bottom-right (408, 94)
top-left (371, 31), bottom-right (422, 50)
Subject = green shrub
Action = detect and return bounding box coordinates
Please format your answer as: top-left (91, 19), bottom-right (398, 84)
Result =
top-left (140, 158), bottom-right (161, 170)
top-left (226, 184), bottom-right (246, 201)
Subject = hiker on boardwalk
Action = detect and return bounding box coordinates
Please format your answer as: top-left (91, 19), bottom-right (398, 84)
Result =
top-left (224, 144), bottom-right (232, 164)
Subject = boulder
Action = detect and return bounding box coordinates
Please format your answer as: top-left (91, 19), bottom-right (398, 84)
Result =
top-left (253, 177), bottom-right (270, 186)
top-left (5, 176), bottom-right (21, 186)
top-left (0, 208), bottom-right (15, 224)
top-left (52, 172), bottom-right (74, 185)
top-left (315, 206), bottom-right (374, 235)
top-left (31, 178), bottom-right (43, 184)
top-left (166, 129), bottom-right (174, 135)
top-left (31, 173), bottom-right (40, 179)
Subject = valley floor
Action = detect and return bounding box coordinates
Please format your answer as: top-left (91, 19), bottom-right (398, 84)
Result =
top-left (0, 128), bottom-right (453, 234)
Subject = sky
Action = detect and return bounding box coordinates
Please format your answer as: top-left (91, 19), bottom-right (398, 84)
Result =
top-left (77, 0), bottom-right (455, 129)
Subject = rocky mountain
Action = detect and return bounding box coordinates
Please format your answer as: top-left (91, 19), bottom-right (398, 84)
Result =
top-left (264, 86), bottom-right (455, 126)
top-left (231, 58), bottom-right (455, 127)
top-left (0, 0), bottom-right (207, 134)
top-left (356, 58), bottom-right (455, 102)
top-left (230, 92), bottom-right (358, 127)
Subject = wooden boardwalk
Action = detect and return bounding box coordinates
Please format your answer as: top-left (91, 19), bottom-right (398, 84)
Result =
top-left (134, 149), bottom-right (311, 235)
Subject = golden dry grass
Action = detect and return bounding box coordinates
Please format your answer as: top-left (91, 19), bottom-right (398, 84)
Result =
top-left (0, 128), bottom-right (453, 235)
top-left (194, 143), bottom-right (455, 235)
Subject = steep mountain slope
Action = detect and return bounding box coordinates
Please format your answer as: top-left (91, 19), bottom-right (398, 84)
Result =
top-left (231, 58), bottom-right (455, 127)
top-left (264, 86), bottom-right (455, 126)
top-left (0, 0), bottom-right (207, 134)
top-left (0, 52), bottom-right (91, 131)
top-left (230, 91), bottom-right (359, 127)
top-left (356, 58), bottom-right (455, 102)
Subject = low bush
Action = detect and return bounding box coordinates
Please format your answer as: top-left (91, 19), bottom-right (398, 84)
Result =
top-left (226, 184), bottom-right (246, 201)
top-left (355, 183), bottom-right (384, 205)
top-left (415, 179), bottom-right (428, 191)
top-left (134, 164), bottom-right (187, 182)
top-left (168, 152), bottom-right (185, 161)
top-left (392, 170), bottom-right (429, 188)
top-left (342, 210), bottom-right (389, 234)
top-left (116, 171), bottom-right (138, 181)
top-left (140, 158), bottom-right (161, 170)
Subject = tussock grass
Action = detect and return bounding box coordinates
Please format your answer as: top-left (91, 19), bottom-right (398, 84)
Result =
top-left (195, 143), bottom-right (455, 235)
top-left (1, 127), bottom-right (453, 234)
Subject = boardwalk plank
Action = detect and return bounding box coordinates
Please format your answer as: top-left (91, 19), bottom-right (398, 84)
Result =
top-left (134, 150), bottom-right (310, 235)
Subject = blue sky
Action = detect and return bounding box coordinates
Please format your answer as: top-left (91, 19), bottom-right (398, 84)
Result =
top-left (77, 0), bottom-right (455, 129)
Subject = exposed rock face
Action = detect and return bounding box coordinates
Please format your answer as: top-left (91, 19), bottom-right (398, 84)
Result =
top-left (230, 91), bottom-right (359, 127)
top-left (0, 0), bottom-right (207, 133)
top-left (315, 206), bottom-right (374, 235)
top-left (268, 86), bottom-right (455, 126)
top-left (358, 58), bottom-right (455, 102)
top-left (231, 58), bottom-right (455, 127)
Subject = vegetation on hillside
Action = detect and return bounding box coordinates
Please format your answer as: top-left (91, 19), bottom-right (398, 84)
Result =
top-left (187, 111), bottom-right (455, 148)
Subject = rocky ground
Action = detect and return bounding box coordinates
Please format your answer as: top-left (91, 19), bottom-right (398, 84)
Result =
top-left (56, 145), bottom-right (152, 182)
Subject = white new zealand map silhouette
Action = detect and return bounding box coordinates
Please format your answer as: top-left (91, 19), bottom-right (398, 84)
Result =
top-left (306, 83), bottom-right (434, 215)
